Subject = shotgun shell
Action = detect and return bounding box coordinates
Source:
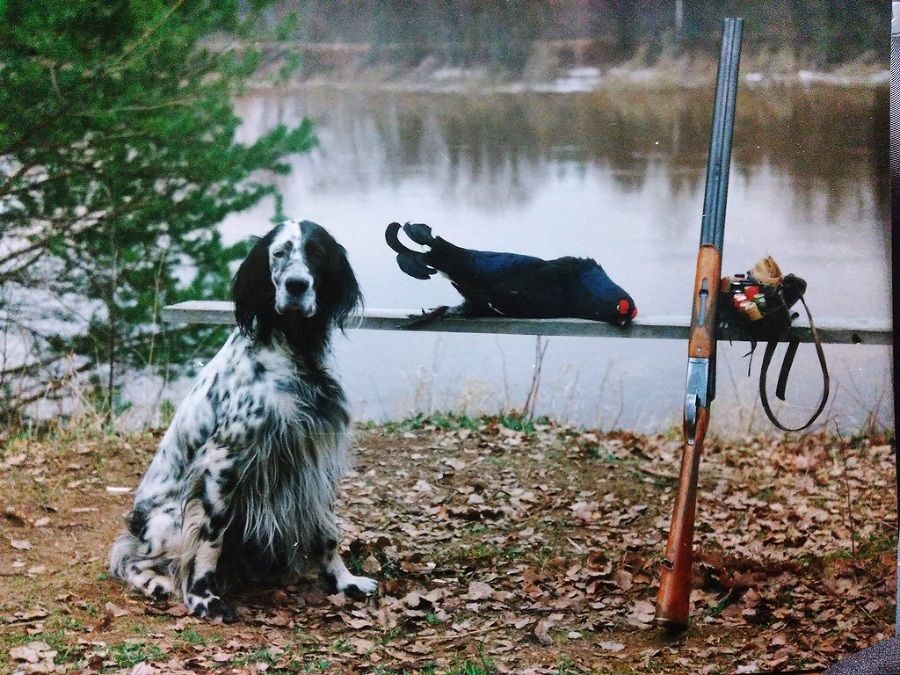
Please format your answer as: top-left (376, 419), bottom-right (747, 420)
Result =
top-left (741, 300), bottom-right (762, 320)
top-left (733, 292), bottom-right (747, 308)
top-left (754, 294), bottom-right (767, 311)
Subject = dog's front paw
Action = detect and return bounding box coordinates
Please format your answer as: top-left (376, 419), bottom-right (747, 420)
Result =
top-left (338, 574), bottom-right (378, 596)
top-left (186, 593), bottom-right (237, 622)
top-left (142, 574), bottom-right (174, 600)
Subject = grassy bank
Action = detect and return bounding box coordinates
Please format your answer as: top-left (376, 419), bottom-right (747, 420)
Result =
top-left (241, 36), bottom-right (889, 93)
top-left (0, 414), bottom-right (895, 673)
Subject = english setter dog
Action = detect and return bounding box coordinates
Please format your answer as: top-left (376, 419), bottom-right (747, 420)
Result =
top-left (110, 219), bottom-right (377, 621)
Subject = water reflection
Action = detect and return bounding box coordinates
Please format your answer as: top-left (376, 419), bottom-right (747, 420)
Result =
top-left (217, 84), bottom-right (890, 433)
top-left (236, 85), bottom-right (885, 216)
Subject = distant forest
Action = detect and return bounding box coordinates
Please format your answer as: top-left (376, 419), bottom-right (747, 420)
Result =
top-left (259, 0), bottom-right (887, 73)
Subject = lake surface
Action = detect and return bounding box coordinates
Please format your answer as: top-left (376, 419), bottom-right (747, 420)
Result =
top-left (211, 83), bottom-right (891, 434)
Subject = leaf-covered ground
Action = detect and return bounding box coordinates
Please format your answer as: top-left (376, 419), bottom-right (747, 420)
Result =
top-left (0, 416), bottom-right (895, 674)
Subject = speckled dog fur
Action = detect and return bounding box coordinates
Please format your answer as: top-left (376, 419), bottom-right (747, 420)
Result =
top-left (110, 220), bottom-right (376, 620)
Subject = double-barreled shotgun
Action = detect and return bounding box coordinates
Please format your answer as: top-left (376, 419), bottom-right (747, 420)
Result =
top-left (655, 17), bottom-right (743, 631)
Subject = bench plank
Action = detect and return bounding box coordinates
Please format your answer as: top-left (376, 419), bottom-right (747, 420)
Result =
top-left (161, 301), bottom-right (892, 345)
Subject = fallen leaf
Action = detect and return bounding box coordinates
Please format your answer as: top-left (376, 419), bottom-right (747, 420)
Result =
top-left (466, 581), bottom-right (494, 601)
top-left (361, 554), bottom-right (382, 574)
top-left (628, 600), bottom-right (656, 625)
top-left (15, 608), bottom-right (49, 621)
top-left (9, 641), bottom-right (55, 664)
top-left (9, 644), bottom-right (42, 663)
top-left (534, 619), bottom-right (554, 646)
top-left (130, 664), bottom-right (160, 675)
top-left (599, 641), bottom-right (626, 652)
top-left (613, 569), bottom-right (634, 591)
top-left (348, 637), bottom-right (376, 654)
top-left (340, 615), bottom-right (374, 629)
top-left (413, 479), bottom-right (433, 492)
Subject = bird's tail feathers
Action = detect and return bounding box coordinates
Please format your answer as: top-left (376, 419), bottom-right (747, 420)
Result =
top-left (385, 222), bottom-right (411, 254)
top-left (396, 252), bottom-right (435, 280)
top-left (402, 222), bottom-right (437, 247)
top-left (385, 222), bottom-right (436, 280)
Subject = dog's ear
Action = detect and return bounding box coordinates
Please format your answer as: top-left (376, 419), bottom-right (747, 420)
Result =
top-left (232, 234), bottom-right (276, 340)
top-left (313, 233), bottom-right (362, 332)
top-left (331, 242), bottom-right (363, 331)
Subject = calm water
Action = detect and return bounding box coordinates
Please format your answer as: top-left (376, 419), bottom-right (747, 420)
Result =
top-left (211, 84), bottom-right (891, 433)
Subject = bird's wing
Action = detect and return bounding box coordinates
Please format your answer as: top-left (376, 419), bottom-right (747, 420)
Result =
top-left (454, 259), bottom-right (570, 318)
top-left (435, 248), bottom-right (547, 284)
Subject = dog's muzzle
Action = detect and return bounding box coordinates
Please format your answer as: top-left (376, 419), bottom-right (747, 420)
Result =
top-left (275, 275), bottom-right (316, 315)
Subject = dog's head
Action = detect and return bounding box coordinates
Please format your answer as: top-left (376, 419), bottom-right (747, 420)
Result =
top-left (233, 220), bottom-right (362, 350)
top-left (267, 222), bottom-right (318, 317)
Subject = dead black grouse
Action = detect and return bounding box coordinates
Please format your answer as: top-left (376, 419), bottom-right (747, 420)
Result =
top-left (385, 222), bottom-right (637, 327)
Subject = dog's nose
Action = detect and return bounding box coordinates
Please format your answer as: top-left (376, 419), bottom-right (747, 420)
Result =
top-left (285, 277), bottom-right (310, 295)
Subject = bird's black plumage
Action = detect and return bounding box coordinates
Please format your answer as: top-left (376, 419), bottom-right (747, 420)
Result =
top-left (385, 222), bottom-right (637, 327)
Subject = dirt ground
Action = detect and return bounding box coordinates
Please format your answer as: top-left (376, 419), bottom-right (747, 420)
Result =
top-left (0, 415), bottom-right (895, 674)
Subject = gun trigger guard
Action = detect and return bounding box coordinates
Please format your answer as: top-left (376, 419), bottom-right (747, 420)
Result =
top-left (684, 357), bottom-right (710, 446)
top-left (685, 393), bottom-right (699, 445)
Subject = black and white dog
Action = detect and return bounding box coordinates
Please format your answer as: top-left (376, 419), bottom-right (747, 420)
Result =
top-left (110, 219), bottom-right (376, 621)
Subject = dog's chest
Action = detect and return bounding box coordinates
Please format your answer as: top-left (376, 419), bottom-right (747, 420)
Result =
top-left (198, 334), bottom-right (348, 447)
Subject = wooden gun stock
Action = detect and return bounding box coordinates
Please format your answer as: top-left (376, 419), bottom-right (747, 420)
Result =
top-left (655, 406), bottom-right (709, 628)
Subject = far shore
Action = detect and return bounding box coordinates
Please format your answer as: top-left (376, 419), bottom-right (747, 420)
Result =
top-left (240, 50), bottom-right (889, 94)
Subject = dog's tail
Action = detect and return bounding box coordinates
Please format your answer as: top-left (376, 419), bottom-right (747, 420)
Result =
top-left (385, 222), bottom-right (437, 280)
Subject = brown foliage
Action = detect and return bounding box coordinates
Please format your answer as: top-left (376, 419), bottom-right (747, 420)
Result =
top-left (0, 421), bottom-right (895, 673)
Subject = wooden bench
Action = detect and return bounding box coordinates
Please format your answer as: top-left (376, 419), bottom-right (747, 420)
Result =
top-left (161, 301), bottom-right (893, 345)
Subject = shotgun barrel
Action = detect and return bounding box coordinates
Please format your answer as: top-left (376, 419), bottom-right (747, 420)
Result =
top-left (654, 17), bottom-right (743, 631)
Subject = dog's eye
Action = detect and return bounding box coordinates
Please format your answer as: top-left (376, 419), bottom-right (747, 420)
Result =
top-left (272, 250), bottom-right (286, 259)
